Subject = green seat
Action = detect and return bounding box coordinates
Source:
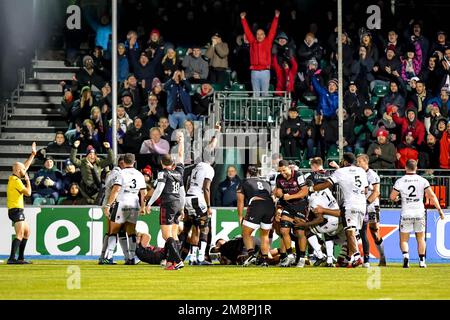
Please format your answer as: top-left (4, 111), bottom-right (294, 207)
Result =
top-left (248, 106), bottom-right (270, 122)
top-left (269, 84), bottom-right (275, 91)
top-left (298, 108), bottom-right (315, 122)
top-left (299, 159), bottom-right (310, 169)
top-left (212, 83), bottom-right (224, 92)
top-left (327, 145), bottom-right (339, 158)
top-left (355, 147), bottom-right (365, 156)
top-left (297, 100), bottom-right (308, 108)
top-left (370, 95), bottom-right (380, 108)
top-left (223, 100), bottom-right (246, 121)
top-left (373, 83), bottom-right (389, 97)
top-left (230, 83), bottom-right (246, 91)
top-left (175, 47), bottom-right (187, 58)
top-left (191, 83), bottom-right (201, 94)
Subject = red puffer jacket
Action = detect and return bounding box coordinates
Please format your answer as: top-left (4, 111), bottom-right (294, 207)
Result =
top-left (241, 16), bottom-right (279, 71)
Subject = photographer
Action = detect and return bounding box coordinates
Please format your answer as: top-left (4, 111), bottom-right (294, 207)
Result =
top-left (70, 140), bottom-right (113, 204)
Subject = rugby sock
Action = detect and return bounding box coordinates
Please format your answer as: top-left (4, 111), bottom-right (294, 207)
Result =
top-left (128, 234), bottom-right (137, 261)
top-left (419, 254), bottom-right (425, 262)
top-left (166, 237), bottom-right (181, 263)
top-left (286, 248), bottom-right (293, 255)
top-left (364, 255), bottom-right (369, 264)
top-left (299, 251), bottom-right (306, 258)
top-left (100, 234), bottom-right (109, 260)
top-left (402, 252), bottom-right (409, 259)
top-left (9, 238), bottom-right (21, 260)
top-left (189, 246), bottom-right (198, 263)
top-left (376, 239), bottom-right (385, 257)
top-left (325, 240), bottom-right (334, 260)
top-left (105, 234), bottom-right (118, 260)
top-left (18, 238), bottom-right (28, 260)
top-left (181, 241), bottom-right (191, 260)
top-left (307, 235), bottom-right (324, 259)
top-left (280, 252), bottom-right (287, 260)
top-left (118, 232), bottom-right (129, 261)
top-left (198, 241), bottom-right (207, 262)
top-left (247, 248), bottom-right (255, 256)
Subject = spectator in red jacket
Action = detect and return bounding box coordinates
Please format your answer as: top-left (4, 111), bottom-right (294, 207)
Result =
top-left (392, 106), bottom-right (426, 146)
top-left (240, 10), bottom-right (280, 96)
top-left (396, 131), bottom-right (419, 168)
top-left (440, 121), bottom-right (450, 169)
top-left (272, 32), bottom-right (298, 96)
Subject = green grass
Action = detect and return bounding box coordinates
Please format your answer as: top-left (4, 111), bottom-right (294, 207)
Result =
top-left (1, 261), bottom-right (449, 300)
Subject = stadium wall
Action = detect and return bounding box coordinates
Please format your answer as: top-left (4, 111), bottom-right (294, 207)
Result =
top-left (0, 207), bottom-right (449, 261)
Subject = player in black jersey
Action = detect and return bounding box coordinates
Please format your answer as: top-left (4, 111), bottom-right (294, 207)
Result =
top-left (274, 160), bottom-right (309, 267)
top-left (146, 132), bottom-right (185, 270)
top-left (237, 166), bottom-right (275, 267)
top-left (135, 232), bottom-right (166, 265)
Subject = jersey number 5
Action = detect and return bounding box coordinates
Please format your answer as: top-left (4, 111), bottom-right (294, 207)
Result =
top-left (355, 176), bottom-right (362, 188)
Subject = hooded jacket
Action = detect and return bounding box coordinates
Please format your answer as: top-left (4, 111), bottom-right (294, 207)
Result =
top-left (312, 75), bottom-right (339, 118)
top-left (164, 79), bottom-right (192, 115)
top-left (392, 107), bottom-right (426, 146)
top-left (192, 86), bottom-right (215, 116)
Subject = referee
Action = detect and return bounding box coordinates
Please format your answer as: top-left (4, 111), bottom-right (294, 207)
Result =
top-left (6, 142), bottom-right (36, 264)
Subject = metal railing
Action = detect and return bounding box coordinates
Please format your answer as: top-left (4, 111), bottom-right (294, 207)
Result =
top-left (0, 68), bottom-right (26, 135)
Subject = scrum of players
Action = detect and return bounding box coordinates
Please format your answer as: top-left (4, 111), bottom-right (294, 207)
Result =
top-left (99, 128), bottom-right (445, 269)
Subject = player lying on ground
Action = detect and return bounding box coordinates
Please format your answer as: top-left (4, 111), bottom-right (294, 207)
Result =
top-left (135, 232), bottom-right (167, 265)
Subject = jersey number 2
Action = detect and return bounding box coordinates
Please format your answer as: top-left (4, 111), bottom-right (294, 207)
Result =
top-left (408, 185), bottom-right (416, 197)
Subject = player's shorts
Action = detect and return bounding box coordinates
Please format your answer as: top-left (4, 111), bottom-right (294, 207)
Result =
top-left (110, 202), bottom-right (139, 224)
top-left (368, 206), bottom-right (381, 224)
top-left (400, 215), bottom-right (426, 233)
top-left (185, 195), bottom-right (207, 218)
top-left (310, 215), bottom-right (340, 236)
top-left (160, 200), bottom-right (182, 226)
top-left (280, 204), bottom-right (307, 220)
top-left (136, 244), bottom-right (165, 265)
top-left (8, 208), bottom-right (25, 224)
top-left (343, 207), bottom-right (365, 230)
top-left (243, 198), bottom-right (275, 230)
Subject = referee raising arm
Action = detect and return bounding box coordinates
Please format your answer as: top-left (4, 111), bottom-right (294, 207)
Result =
top-left (6, 142), bottom-right (36, 264)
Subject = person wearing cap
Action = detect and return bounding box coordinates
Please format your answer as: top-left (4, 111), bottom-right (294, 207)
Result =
top-left (374, 104), bottom-right (398, 140)
top-left (240, 10), bottom-right (280, 96)
top-left (424, 102), bottom-right (445, 134)
top-left (121, 74), bottom-right (144, 111)
top-left (396, 131), bottom-right (419, 169)
top-left (61, 159), bottom-right (81, 198)
top-left (400, 40), bottom-right (423, 83)
top-left (73, 54), bottom-right (106, 94)
top-left (354, 104), bottom-right (377, 151)
top-left (31, 156), bottom-right (63, 206)
top-left (312, 72), bottom-right (339, 119)
top-left (182, 45), bottom-right (209, 83)
top-left (350, 46), bottom-right (375, 98)
top-left (128, 41), bottom-right (164, 92)
top-left (379, 80), bottom-right (406, 116)
top-left (439, 120), bottom-right (450, 169)
top-left (343, 80), bottom-right (367, 117)
top-left (146, 29), bottom-right (165, 55)
top-left (70, 140), bottom-right (113, 204)
top-left (150, 77), bottom-right (167, 109)
top-left (272, 32), bottom-right (298, 96)
top-left (120, 89), bottom-right (140, 120)
top-left (205, 33), bottom-right (229, 86)
top-left (297, 32), bottom-right (323, 73)
top-left (117, 43), bottom-right (129, 83)
top-left (372, 43), bottom-right (402, 89)
top-left (367, 128), bottom-right (397, 169)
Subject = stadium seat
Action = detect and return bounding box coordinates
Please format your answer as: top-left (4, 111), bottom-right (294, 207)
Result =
top-left (176, 47), bottom-right (187, 58)
top-left (299, 159), bottom-right (310, 169)
top-left (298, 108), bottom-right (315, 122)
top-left (212, 83), bottom-right (224, 92)
top-left (373, 83), bottom-right (389, 97)
top-left (327, 145), bottom-right (339, 158)
top-left (223, 100), bottom-right (246, 121)
top-left (248, 105), bottom-right (270, 122)
top-left (230, 83), bottom-right (246, 91)
top-left (355, 147), bottom-right (365, 156)
top-left (370, 95), bottom-right (379, 108)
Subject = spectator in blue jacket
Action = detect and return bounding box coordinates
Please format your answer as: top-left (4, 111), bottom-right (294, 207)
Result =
top-left (32, 156), bottom-right (63, 205)
top-left (118, 43), bottom-right (129, 83)
top-left (85, 11), bottom-right (112, 57)
top-left (215, 166), bottom-right (241, 207)
top-left (164, 70), bottom-right (194, 129)
top-left (312, 74), bottom-right (339, 119)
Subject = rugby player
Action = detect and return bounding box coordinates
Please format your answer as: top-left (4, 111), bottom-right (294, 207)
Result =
top-left (237, 166), bottom-right (275, 267)
top-left (309, 153), bottom-right (368, 267)
top-left (356, 154), bottom-right (386, 267)
top-left (146, 132), bottom-right (185, 270)
top-left (6, 142), bottom-right (36, 264)
top-left (102, 153), bottom-right (147, 264)
top-left (390, 159), bottom-right (445, 268)
top-left (135, 232), bottom-right (166, 265)
top-left (274, 160), bottom-right (309, 267)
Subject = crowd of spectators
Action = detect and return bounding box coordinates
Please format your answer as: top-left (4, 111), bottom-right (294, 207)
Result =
top-left (30, 1), bottom-right (450, 205)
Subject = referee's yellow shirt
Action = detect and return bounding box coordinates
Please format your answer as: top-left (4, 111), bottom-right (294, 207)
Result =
top-left (7, 175), bottom-right (25, 209)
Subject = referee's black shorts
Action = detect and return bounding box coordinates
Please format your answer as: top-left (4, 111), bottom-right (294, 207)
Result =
top-left (8, 208), bottom-right (25, 224)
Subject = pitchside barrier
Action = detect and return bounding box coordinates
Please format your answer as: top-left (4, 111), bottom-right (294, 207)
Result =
top-left (0, 207), bottom-right (449, 261)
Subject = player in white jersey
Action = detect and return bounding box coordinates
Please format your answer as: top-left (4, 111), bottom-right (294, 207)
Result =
top-left (356, 154), bottom-right (386, 267)
top-left (295, 187), bottom-right (342, 267)
top-left (309, 153), bottom-right (368, 268)
top-left (184, 160), bottom-right (215, 265)
top-left (98, 155), bottom-right (125, 264)
top-left (390, 159), bottom-right (445, 268)
top-left (102, 154), bottom-right (147, 265)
